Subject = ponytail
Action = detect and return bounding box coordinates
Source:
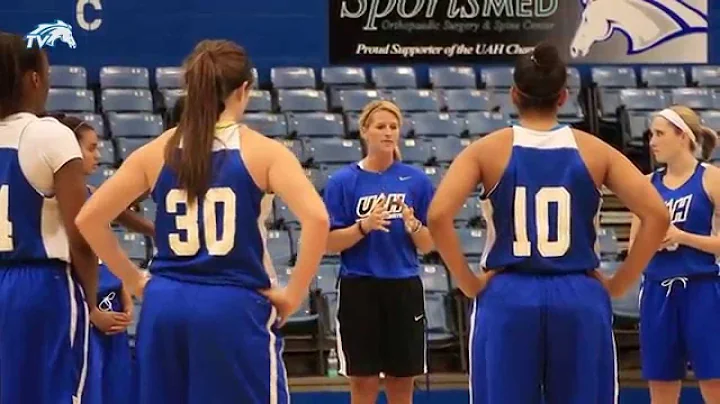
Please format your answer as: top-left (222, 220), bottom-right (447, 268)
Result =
top-left (697, 125), bottom-right (718, 161)
top-left (0, 32), bottom-right (44, 119)
top-left (165, 51), bottom-right (219, 203)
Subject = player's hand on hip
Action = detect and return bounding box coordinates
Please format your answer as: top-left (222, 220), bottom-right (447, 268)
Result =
top-left (466, 269), bottom-right (497, 298)
top-left (260, 286), bottom-right (303, 327)
top-left (361, 195), bottom-right (391, 233)
top-left (590, 269), bottom-right (626, 298)
top-left (90, 308), bottom-right (132, 335)
top-left (126, 270), bottom-right (150, 300)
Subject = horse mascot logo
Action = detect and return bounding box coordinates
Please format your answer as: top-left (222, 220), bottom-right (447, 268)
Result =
top-left (25, 20), bottom-right (77, 49)
top-left (569, 0), bottom-right (707, 58)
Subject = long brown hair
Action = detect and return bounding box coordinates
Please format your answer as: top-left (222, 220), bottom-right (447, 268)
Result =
top-left (668, 105), bottom-right (718, 161)
top-left (0, 32), bottom-right (46, 119)
top-left (164, 40), bottom-right (254, 202)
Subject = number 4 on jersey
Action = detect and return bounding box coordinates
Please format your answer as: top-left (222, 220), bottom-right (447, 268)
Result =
top-left (0, 185), bottom-right (13, 252)
top-left (512, 186), bottom-right (571, 258)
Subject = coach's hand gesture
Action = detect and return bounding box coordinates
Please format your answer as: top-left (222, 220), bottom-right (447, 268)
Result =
top-left (401, 201), bottom-right (421, 233)
top-left (360, 195), bottom-right (391, 233)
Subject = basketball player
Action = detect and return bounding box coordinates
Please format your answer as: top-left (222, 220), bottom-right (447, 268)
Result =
top-left (75, 39), bottom-right (329, 403)
top-left (427, 43), bottom-right (670, 403)
top-left (0, 32), bottom-right (97, 403)
top-left (51, 113), bottom-right (154, 404)
top-left (632, 105), bottom-right (720, 404)
top-left (324, 100), bottom-right (435, 404)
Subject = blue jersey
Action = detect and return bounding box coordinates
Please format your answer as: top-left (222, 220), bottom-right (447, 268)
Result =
top-left (480, 125), bottom-right (601, 273)
top-left (0, 113), bottom-right (81, 264)
top-left (149, 125), bottom-right (274, 289)
top-left (644, 163), bottom-right (718, 280)
top-left (323, 161), bottom-right (435, 279)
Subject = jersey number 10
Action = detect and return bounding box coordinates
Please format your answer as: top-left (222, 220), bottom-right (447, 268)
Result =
top-left (0, 185), bottom-right (12, 252)
top-left (512, 186), bottom-right (571, 258)
top-left (166, 187), bottom-right (236, 256)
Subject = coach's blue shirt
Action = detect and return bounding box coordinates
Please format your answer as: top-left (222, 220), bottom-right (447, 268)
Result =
top-left (324, 161), bottom-right (435, 279)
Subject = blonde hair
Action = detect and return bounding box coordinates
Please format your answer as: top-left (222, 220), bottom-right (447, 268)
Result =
top-left (667, 105), bottom-right (718, 161)
top-left (358, 100), bottom-right (403, 160)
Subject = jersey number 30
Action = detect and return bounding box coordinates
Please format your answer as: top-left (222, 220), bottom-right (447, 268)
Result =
top-left (512, 186), bottom-right (570, 258)
top-left (0, 185), bottom-right (12, 252)
top-left (166, 187), bottom-right (236, 256)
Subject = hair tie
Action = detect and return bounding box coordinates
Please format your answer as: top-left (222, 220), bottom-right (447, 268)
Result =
top-left (530, 53), bottom-right (539, 67)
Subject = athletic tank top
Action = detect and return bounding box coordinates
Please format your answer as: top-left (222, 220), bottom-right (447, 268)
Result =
top-left (644, 163), bottom-right (719, 280)
top-left (480, 125), bottom-right (602, 273)
top-left (0, 114), bottom-right (73, 264)
top-left (149, 125), bottom-right (275, 288)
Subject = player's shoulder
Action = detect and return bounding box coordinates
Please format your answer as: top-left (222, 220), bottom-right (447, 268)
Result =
top-left (571, 128), bottom-right (610, 148)
top-left (701, 162), bottom-right (720, 181)
top-left (25, 115), bottom-right (75, 139)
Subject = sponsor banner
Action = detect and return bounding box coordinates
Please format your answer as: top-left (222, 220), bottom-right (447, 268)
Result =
top-left (329, 0), bottom-right (708, 64)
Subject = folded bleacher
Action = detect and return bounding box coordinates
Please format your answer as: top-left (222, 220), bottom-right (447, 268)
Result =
top-left (46, 63), bottom-right (720, 376)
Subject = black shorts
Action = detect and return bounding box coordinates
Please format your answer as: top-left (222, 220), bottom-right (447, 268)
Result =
top-left (336, 275), bottom-right (426, 377)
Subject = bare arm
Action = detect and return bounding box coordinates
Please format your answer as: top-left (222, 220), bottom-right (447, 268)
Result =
top-left (268, 145), bottom-right (330, 304)
top-left (604, 147), bottom-right (669, 297)
top-left (427, 142), bottom-right (486, 297)
top-left (628, 215), bottom-right (640, 250)
top-left (56, 159), bottom-right (99, 307)
top-left (674, 167), bottom-right (720, 255)
top-left (76, 149), bottom-right (151, 294)
top-left (327, 222), bottom-right (365, 254)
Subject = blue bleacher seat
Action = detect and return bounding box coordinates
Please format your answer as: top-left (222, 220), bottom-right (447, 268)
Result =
top-left (243, 113), bottom-right (288, 138)
top-left (441, 89), bottom-right (493, 112)
top-left (598, 227), bottom-right (620, 260)
top-left (321, 66), bottom-right (366, 87)
top-left (701, 110), bottom-right (720, 132)
top-left (411, 112), bottom-right (463, 138)
top-left (481, 67), bottom-right (514, 89)
top-left (398, 138), bottom-right (432, 165)
top-left (432, 137), bottom-right (472, 163)
top-left (141, 199), bottom-right (157, 220)
top-left (304, 167), bottom-right (327, 192)
top-left (274, 199), bottom-right (299, 229)
top-left (458, 228), bottom-right (485, 256)
top-left (671, 88), bottom-right (716, 110)
top-left (566, 67), bottom-right (581, 89)
top-left (390, 89), bottom-right (440, 112)
top-left (315, 264), bottom-right (338, 293)
top-left (557, 90), bottom-right (585, 123)
top-left (107, 112), bottom-right (164, 138)
top-left (97, 140), bottom-right (115, 165)
top-left (275, 267), bottom-right (317, 323)
top-left (247, 90), bottom-right (272, 112)
top-left (597, 260), bottom-right (640, 319)
top-left (87, 165), bottom-right (116, 187)
top-left (49, 65), bottom-right (87, 88)
top-left (339, 89), bottom-right (384, 112)
top-left (271, 67), bottom-right (316, 89)
top-left (115, 138), bottom-right (149, 160)
top-left (114, 230), bottom-right (148, 263)
top-left (489, 91), bottom-right (514, 115)
top-left (591, 66), bottom-right (637, 88)
top-left (429, 66), bottom-right (476, 89)
top-left (456, 197), bottom-right (479, 224)
top-left (68, 113), bottom-right (106, 138)
top-left (101, 89), bottom-right (153, 112)
top-left (465, 111), bottom-right (509, 136)
top-left (100, 66), bottom-right (150, 89)
top-left (160, 89), bottom-right (185, 111)
top-left (692, 66), bottom-right (720, 87)
top-left (287, 112), bottom-right (344, 138)
top-left (279, 139), bottom-right (305, 162)
top-left (425, 293), bottom-right (455, 342)
top-left (641, 66), bottom-right (686, 88)
top-left (620, 89), bottom-right (668, 111)
top-left (371, 66), bottom-right (417, 88)
top-left (420, 265), bottom-right (449, 293)
top-left (307, 138), bottom-right (362, 164)
top-left (266, 230), bottom-right (293, 265)
top-left (277, 89), bottom-right (327, 112)
top-left (420, 165), bottom-right (445, 187)
top-left (597, 88), bottom-right (623, 120)
top-left (155, 66), bottom-right (183, 89)
top-left (624, 111), bottom-right (652, 146)
top-left (46, 89), bottom-right (94, 112)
